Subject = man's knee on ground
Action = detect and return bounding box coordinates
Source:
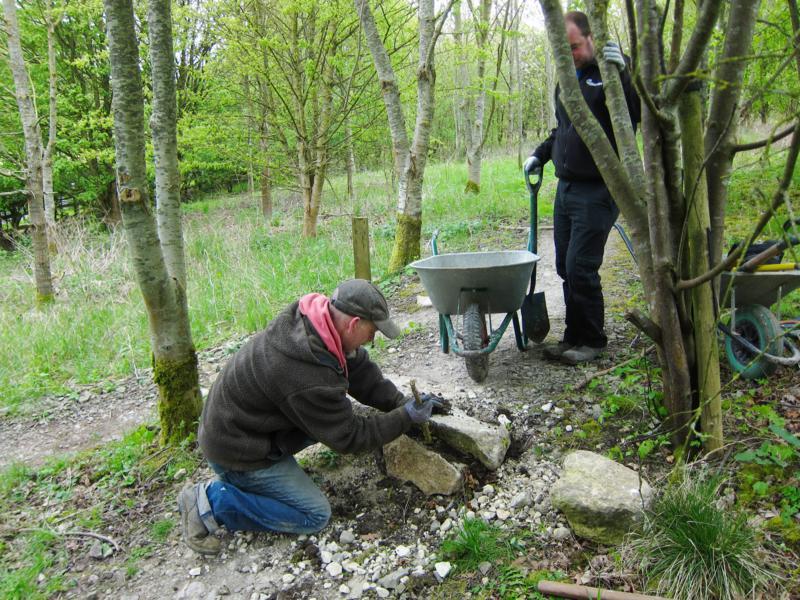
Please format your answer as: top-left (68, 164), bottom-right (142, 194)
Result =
top-left (302, 498), bottom-right (332, 533)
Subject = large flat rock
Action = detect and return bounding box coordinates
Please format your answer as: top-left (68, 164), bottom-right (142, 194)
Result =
top-left (430, 410), bottom-right (510, 470)
top-left (383, 435), bottom-right (463, 496)
top-left (550, 450), bottom-right (652, 545)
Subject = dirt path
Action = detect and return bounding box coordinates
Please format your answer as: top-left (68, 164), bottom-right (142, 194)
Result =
top-left (0, 230), bottom-right (574, 471)
top-left (3, 231), bottom-right (642, 600)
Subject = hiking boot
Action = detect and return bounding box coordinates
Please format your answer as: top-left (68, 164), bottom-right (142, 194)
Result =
top-left (178, 483), bottom-right (221, 555)
top-left (542, 341), bottom-right (573, 360)
top-left (560, 345), bottom-right (603, 365)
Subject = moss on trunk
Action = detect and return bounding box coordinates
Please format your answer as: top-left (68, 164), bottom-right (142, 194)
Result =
top-left (388, 213), bottom-right (422, 273)
top-left (153, 350), bottom-right (202, 445)
top-left (464, 180), bottom-right (480, 194)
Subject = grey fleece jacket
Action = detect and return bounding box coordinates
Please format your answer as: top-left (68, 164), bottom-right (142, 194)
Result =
top-left (198, 301), bottom-right (412, 471)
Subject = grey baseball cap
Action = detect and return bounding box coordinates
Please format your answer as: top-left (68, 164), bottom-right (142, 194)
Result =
top-left (331, 279), bottom-right (401, 339)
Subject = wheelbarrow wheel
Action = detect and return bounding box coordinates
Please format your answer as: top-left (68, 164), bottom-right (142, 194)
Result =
top-left (463, 303), bottom-right (488, 383)
top-left (724, 304), bottom-right (782, 380)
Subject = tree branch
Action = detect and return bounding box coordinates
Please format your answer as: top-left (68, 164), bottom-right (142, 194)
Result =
top-left (662, 0), bottom-right (723, 104)
top-left (732, 123), bottom-right (797, 154)
top-left (677, 122), bottom-right (800, 291)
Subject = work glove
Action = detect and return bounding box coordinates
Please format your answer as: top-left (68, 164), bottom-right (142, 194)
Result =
top-left (603, 42), bottom-right (625, 72)
top-left (420, 392), bottom-right (449, 415)
top-left (523, 155), bottom-right (542, 176)
top-left (404, 395), bottom-right (444, 424)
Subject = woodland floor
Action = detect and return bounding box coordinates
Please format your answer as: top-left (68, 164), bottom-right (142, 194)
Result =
top-left (2, 229), bottom-right (798, 599)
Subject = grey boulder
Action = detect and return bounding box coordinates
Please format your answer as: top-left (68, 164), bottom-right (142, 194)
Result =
top-left (550, 450), bottom-right (652, 545)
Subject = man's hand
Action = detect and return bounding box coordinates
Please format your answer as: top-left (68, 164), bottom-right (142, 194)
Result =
top-left (404, 395), bottom-right (443, 424)
top-left (420, 392), bottom-right (450, 415)
top-left (523, 155), bottom-right (542, 176)
top-left (603, 42), bottom-right (625, 72)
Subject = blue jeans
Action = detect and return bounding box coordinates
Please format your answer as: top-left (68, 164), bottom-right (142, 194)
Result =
top-left (553, 179), bottom-right (619, 348)
top-left (200, 456), bottom-right (331, 535)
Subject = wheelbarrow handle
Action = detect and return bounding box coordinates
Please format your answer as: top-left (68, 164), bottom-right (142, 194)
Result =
top-left (524, 168), bottom-right (543, 254)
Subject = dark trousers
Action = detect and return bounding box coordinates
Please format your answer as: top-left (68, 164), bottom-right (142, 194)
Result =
top-left (553, 179), bottom-right (619, 348)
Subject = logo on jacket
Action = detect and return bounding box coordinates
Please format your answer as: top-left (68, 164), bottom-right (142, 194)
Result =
top-left (586, 79), bottom-right (603, 87)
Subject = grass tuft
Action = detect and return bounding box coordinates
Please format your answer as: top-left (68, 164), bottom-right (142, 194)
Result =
top-left (625, 475), bottom-right (775, 600)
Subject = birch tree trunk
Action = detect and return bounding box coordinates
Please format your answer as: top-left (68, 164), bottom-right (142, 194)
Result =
top-left (465, 0), bottom-right (491, 193)
top-left (2, 0), bottom-right (54, 302)
top-left (105, 0), bottom-right (201, 445)
top-left (149, 0), bottom-right (187, 288)
top-left (357, 0), bottom-right (449, 271)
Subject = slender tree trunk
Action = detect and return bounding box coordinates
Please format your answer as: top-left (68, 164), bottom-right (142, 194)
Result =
top-left (2, 0), bottom-right (53, 302)
top-left (679, 90), bottom-right (722, 452)
top-left (105, 0), bottom-right (201, 445)
top-left (43, 4), bottom-right (58, 233)
top-left (465, 0), bottom-right (491, 193)
top-left (346, 118), bottom-right (357, 208)
top-left (259, 114), bottom-right (273, 224)
top-left (508, 0), bottom-right (522, 163)
top-left (705, 0), bottom-right (762, 269)
top-left (453, 0), bottom-right (467, 159)
top-left (355, 0), bottom-right (410, 182)
top-left (150, 0), bottom-right (187, 288)
top-left (244, 76), bottom-right (256, 205)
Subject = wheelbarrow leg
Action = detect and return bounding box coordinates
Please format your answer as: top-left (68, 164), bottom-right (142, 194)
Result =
top-left (512, 312), bottom-right (527, 351)
top-left (439, 314), bottom-right (450, 354)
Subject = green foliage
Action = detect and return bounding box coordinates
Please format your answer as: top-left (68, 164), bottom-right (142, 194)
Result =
top-left (440, 518), bottom-right (526, 572)
top-left (150, 519), bottom-right (175, 542)
top-left (625, 476), bottom-right (773, 600)
top-left (0, 424), bottom-right (199, 595)
top-left (1, 156), bottom-right (534, 413)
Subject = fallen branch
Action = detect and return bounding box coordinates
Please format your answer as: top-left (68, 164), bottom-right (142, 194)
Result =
top-left (0, 527), bottom-right (121, 552)
top-left (625, 309), bottom-right (662, 344)
top-left (538, 580), bottom-right (670, 600)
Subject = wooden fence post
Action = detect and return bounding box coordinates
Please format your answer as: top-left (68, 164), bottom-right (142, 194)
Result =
top-left (352, 216), bottom-right (371, 281)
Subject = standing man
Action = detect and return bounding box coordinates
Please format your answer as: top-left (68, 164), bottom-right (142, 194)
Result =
top-left (178, 279), bottom-right (441, 555)
top-left (524, 11), bottom-right (640, 365)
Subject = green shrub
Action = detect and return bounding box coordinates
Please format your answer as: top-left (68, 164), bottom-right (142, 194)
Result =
top-left (625, 476), bottom-right (774, 600)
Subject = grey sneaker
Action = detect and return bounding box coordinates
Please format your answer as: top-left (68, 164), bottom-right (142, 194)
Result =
top-left (542, 341), bottom-right (573, 360)
top-left (560, 345), bottom-right (603, 365)
top-left (178, 483), bottom-right (221, 555)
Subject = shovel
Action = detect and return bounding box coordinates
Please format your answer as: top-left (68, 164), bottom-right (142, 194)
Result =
top-left (521, 165), bottom-right (550, 343)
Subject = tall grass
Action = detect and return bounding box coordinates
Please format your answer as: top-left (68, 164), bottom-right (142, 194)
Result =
top-left (0, 155), bottom-right (540, 414)
top-left (625, 476), bottom-right (774, 600)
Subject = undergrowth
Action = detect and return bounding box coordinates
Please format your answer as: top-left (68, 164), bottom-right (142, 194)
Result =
top-left (0, 425), bottom-right (198, 598)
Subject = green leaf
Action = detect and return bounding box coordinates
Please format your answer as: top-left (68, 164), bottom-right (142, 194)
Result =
top-left (752, 481), bottom-right (770, 496)
top-left (769, 423), bottom-right (800, 450)
top-left (734, 451), bottom-right (758, 463)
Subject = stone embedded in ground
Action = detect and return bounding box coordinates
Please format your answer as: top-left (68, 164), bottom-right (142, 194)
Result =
top-left (383, 435), bottom-right (463, 496)
top-left (429, 410), bottom-right (510, 470)
top-left (550, 450), bottom-right (653, 545)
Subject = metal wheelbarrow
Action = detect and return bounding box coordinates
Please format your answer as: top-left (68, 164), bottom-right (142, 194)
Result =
top-left (718, 231), bottom-right (800, 380)
top-left (410, 190), bottom-right (541, 382)
top-left (719, 266), bottom-right (800, 380)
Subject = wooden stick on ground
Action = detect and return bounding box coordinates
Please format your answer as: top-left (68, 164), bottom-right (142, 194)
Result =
top-left (538, 580), bottom-right (670, 600)
top-left (409, 379), bottom-right (432, 444)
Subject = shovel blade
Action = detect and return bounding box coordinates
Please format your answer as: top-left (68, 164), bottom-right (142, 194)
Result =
top-left (521, 292), bottom-right (550, 343)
